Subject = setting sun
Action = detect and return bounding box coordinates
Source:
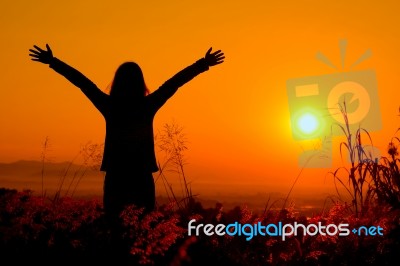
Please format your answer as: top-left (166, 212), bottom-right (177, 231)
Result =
top-left (297, 113), bottom-right (319, 135)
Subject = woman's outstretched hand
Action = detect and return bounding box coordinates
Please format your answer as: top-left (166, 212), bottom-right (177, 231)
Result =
top-left (29, 44), bottom-right (53, 64)
top-left (204, 47), bottom-right (225, 67)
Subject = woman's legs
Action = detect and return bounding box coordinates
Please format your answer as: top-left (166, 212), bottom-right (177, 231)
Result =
top-left (102, 170), bottom-right (153, 261)
top-left (103, 169), bottom-right (155, 220)
top-left (102, 170), bottom-right (156, 261)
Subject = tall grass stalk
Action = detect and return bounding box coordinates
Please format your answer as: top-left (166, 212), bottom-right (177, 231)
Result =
top-left (283, 137), bottom-right (331, 210)
top-left (52, 142), bottom-right (103, 202)
top-left (155, 122), bottom-right (194, 212)
top-left (330, 101), bottom-right (378, 216)
top-left (40, 136), bottom-right (50, 199)
top-left (371, 135), bottom-right (400, 208)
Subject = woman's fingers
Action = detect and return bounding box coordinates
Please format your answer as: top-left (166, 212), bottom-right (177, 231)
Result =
top-left (213, 53), bottom-right (224, 59)
top-left (33, 45), bottom-right (45, 52)
top-left (211, 50), bottom-right (222, 55)
top-left (29, 49), bottom-right (41, 55)
top-left (213, 53), bottom-right (224, 60)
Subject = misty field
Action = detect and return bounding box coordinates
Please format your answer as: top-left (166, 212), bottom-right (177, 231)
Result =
top-left (2, 117), bottom-right (400, 265)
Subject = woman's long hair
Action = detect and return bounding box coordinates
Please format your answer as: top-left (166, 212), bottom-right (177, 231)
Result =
top-left (109, 62), bottom-right (149, 100)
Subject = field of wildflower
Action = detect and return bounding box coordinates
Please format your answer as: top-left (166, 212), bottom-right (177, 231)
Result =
top-left (1, 188), bottom-right (399, 265)
top-left (1, 116), bottom-right (400, 265)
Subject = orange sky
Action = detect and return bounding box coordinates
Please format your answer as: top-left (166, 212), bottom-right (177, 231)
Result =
top-left (1, 0), bottom-right (400, 198)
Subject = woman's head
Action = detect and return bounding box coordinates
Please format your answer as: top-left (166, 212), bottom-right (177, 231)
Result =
top-left (109, 62), bottom-right (149, 100)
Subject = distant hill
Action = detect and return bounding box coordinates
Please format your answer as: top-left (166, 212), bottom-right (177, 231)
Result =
top-left (0, 160), bottom-right (331, 215)
top-left (0, 160), bottom-right (88, 176)
top-left (0, 160), bottom-right (104, 197)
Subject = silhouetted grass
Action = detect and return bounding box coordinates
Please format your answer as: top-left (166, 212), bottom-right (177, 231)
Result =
top-left (155, 121), bottom-right (197, 215)
top-left (2, 118), bottom-right (400, 265)
top-left (1, 188), bottom-right (399, 265)
top-left (329, 101), bottom-right (400, 217)
top-left (38, 140), bottom-right (103, 203)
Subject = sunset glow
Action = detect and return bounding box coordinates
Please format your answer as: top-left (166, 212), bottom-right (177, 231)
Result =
top-left (1, 0), bottom-right (400, 202)
top-left (297, 113), bottom-right (319, 135)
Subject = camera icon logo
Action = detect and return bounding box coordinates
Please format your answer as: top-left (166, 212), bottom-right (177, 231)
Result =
top-left (287, 41), bottom-right (382, 167)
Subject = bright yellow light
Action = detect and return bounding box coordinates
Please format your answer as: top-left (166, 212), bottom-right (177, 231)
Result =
top-left (297, 113), bottom-right (318, 134)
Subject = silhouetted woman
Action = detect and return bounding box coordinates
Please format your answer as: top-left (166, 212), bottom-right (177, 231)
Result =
top-left (29, 44), bottom-right (224, 220)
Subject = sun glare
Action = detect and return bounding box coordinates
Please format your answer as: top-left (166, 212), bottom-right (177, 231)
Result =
top-left (297, 113), bottom-right (318, 134)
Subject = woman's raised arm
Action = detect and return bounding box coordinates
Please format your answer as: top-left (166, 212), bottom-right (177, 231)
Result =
top-left (29, 44), bottom-right (108, 114)
top-left (148, 47), bottom-right (225, 110)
